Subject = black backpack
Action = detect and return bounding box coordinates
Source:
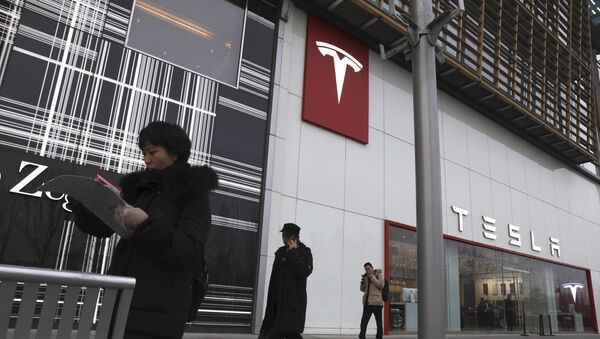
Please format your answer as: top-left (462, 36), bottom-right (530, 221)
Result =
top-left (381, 279), bottom-right (390, 302)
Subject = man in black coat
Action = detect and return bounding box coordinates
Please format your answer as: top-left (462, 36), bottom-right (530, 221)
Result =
top-left (259, 223), bottom-right (313, 339)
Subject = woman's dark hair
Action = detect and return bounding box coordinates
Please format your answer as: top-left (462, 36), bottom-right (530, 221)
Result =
top-left (364, 262), bottom-right (373, 269)
top-left (138, 121), bottom-right (191, 163)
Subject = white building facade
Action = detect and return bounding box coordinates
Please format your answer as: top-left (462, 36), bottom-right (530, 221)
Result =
top-left (255, 3), bottom-right (600, 335)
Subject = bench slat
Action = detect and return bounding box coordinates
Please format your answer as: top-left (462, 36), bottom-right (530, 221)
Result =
top-left (111, 288), bottom-right (133, 338)
top-left (0, 281), bottom-right (17, 336)
top-left (14, 282), bottom-right (39, 338)
top-left (56, 286), bottom-right (80, 339)
top-left (75, 287), bottom-right (100, 339)
top-left (1, 265), bottom-right (135, 339)
top-left (95, 288), bottom-right (118, 339)
top-left (35, 284), bottom-right (61, 339)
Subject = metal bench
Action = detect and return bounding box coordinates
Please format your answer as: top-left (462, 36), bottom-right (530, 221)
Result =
top-left (0, 264), bottom-right (135, 339)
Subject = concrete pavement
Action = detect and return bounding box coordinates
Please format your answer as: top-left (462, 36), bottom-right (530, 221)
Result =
top-left (184, 333), bottom-right (600, 339)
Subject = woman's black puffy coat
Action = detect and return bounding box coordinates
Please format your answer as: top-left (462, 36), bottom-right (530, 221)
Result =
top-left (261, 242), bottom-right (313, 335)
top-left (71, 163), bottom-right (217, 339)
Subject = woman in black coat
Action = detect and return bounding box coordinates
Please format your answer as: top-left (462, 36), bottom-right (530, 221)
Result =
top-left (70, 121), bottom-right (218, 339)
top-left (260, 223), bottom-right (313, 339)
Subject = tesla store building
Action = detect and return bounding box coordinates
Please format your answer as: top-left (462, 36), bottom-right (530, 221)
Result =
top-left (256, 0), bottom-right (600, 336)
top-left (1, 0), bottom-right (600, 336)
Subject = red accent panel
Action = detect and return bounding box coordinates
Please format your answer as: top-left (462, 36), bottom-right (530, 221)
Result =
top-left (385, 220), bottom-right (417, 232)
top-left (384, 221), bottom-right (416, 335)
top-left (302, 14), bottom-right (369, 143)
top-left (384, 220), bottom-right (390, 335)
top-left (586, 271), bottom-right (599, 333)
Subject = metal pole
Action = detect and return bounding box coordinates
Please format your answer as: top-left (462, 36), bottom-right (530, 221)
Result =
top-left (410, 0), bottom-right (446, 338)
top-left (521, 306), bottom-right (529, 336)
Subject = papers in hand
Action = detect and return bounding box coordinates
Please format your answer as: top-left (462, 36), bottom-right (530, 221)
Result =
top-left (39, 175), bottom-right (133, 238)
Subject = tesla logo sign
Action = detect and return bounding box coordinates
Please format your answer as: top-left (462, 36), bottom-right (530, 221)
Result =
top-left (561, 283), bottom-right (584, 303)
top-left (315, 41), bottom-right (363, 103)
top-left (302, 15), bottom-right (369, 144)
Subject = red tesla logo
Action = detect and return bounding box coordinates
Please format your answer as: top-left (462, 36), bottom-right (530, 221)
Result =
top-left (302, 15), bottom-right (369, 144)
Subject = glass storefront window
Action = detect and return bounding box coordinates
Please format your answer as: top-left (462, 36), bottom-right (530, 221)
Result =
top-left (387, 222), bottom-right (596, 334)
top-left (447, 240), bottom-right (596, 333)
top-left (387, 226), bottom-right (418, 332)
top-left (448, 241), bottom-right (522, 332)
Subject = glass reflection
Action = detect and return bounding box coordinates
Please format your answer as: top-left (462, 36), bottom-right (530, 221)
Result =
top-left (126, 0), bottom-right (245, 87)
top-left (388, 227), bottom-right (418, 331)
top-left (387, 224), bottom-right (595, 333)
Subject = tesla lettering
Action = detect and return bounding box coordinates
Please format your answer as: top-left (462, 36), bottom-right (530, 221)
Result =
top-left (451, 205), bottom-right (561, 257)
top-left (482, 216), bottom-right (497, 240)
top-left (451, 206), bottom-right (468, 232)
top-left (508, 224), bottom-right (521, 246)
top-left (550, 237), bottom-right (560, 257)
top-left (316, 41), bottom-right (363, 103)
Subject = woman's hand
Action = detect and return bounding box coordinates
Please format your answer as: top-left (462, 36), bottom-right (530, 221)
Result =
top-left (115, 205), bottom-right (149, 229)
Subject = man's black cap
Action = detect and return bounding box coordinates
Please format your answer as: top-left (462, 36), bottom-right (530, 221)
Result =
top-left (280, 223), bottom-right (301, 235)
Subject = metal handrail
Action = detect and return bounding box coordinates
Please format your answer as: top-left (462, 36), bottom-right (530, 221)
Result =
top-left (0, 264), bottom-right (135, 289)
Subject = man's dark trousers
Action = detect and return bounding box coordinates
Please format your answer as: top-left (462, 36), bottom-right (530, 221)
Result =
top-left (359, 305), bottom-right (383, 339)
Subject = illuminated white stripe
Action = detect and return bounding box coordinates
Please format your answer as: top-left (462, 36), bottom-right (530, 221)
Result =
top-left (212, 165), bottom-right (260, 183)
top-left (12, 47), bottom-right (216, 117)
top-left (218, 179), bottom-right (260, 194)
top-left (213, 189), bottom-right (259, 203)
top-left (117, 53), bottom-right (142, 172)
top-left (203, 296), bottom-right (252, 303)
top-left (197, 309), bottom-right (252, 315)
top-left (218, 97), bottom-right (266, 119)
top-left (0, 1), bottom-right (23, 84)
top-left (0, 7), bottom-right (21, 19)
top-left (212, 215), bottom-right (258, 232)
top-left (40, 0), bottom-right (83, 157)
top-left (212, 154), bottom-right (262, 171)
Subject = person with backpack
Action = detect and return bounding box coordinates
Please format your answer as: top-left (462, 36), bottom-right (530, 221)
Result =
top-left (359, 262), bottom-right (385, 339)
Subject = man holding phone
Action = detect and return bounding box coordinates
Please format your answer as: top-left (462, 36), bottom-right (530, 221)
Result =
top-left (359, 262), bottom-right (384, 339)
top-left (259, 223), bottom-right (313, 339)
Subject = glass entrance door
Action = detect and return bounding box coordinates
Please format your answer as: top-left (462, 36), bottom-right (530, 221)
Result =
top-left (500, 265), bottom-right (529, 332)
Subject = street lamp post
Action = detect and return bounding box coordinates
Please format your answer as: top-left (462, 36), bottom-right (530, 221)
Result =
top-left (408, 0), bottom-right (462, 338)
top-left (411, 1), bottom-right (446, 336)
top-left (380, 1), bottom-right (464, 337)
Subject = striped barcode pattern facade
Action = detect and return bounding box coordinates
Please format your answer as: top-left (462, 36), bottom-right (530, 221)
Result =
top-left (0, 0), bottom-right (278, 330)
